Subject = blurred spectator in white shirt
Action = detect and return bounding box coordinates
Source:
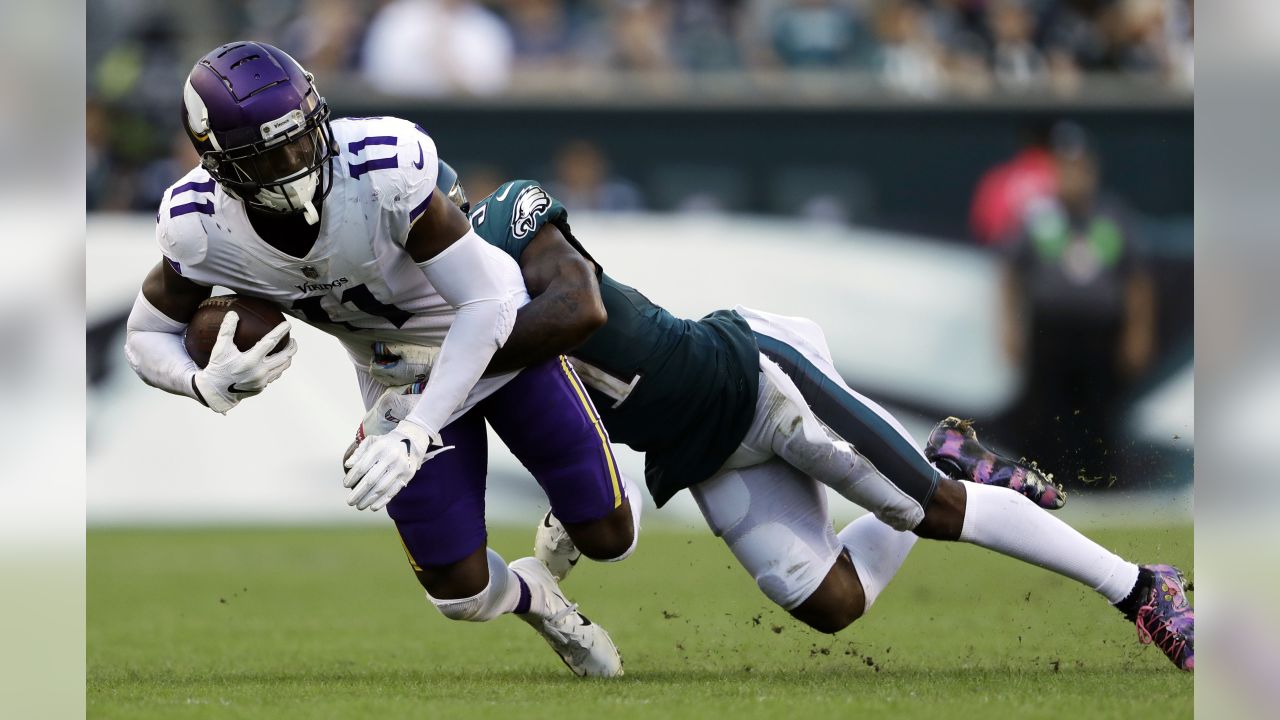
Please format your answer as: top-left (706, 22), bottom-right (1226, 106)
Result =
top-left (1166, 0), bottom-right (1194, 88)
top-left (361, 0), bottom-right (514, 97)
top-left (988, 0), bottom-right (1048, 90)
top-left (874, 0), bottom-right (945, 97)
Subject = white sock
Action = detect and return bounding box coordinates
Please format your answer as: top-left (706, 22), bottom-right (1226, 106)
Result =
top-left (838, 514), bottom-right (918, 612)
top-left (958, 481), bottom-right (1139, 603)
top-left (428, 548), bottom-right (522, 622)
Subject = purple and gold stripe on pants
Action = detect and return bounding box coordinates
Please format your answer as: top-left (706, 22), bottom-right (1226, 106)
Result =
top-left (558, 356), bottom-right (622, 509)
top-left (386, 355), bottom-right (626, 569)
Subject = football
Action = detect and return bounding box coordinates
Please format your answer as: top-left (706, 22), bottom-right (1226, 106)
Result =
top-left (183, 294), bottom-right (290, 368)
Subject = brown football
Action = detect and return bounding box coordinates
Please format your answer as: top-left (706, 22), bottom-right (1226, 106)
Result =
top-left (183, 294), bottom-right (290, 369)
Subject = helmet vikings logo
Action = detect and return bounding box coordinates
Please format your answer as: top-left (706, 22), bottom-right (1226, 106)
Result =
top-left (510, 185), bottom-right (551, 239)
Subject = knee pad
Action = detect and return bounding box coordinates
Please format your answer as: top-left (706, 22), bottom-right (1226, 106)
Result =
top-left (732, 521), bottom-right (834, 611)
top-left (694, 462), bottom-right (843, 611)
top-left (427, 548), bottom-right (517, 623)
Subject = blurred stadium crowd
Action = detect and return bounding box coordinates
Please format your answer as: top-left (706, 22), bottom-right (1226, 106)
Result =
top-left (89, 0), bottom-right (1195, 97)
top-left (88, 0), bottom-right (1192, 214)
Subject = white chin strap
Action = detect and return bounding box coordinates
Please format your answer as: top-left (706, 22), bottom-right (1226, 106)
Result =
top-left (257, 170), bottom-right (321, 225)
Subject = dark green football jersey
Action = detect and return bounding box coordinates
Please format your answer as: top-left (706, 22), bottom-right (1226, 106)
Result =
top-left (470, 180), bottom-right (760, 506)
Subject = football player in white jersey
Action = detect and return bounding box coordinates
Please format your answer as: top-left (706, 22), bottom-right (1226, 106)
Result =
top-left (122, 42), bottom-right (642, 677)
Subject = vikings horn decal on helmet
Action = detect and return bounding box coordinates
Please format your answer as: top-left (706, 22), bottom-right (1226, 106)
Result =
top-left (182, 41), bottom-right (338, 225)
top-left (435, 159), bottom-right (470, 214)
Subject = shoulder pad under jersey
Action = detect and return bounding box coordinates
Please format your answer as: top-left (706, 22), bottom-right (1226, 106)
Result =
top-left (155, 166), bottom-right (216, 273)
top-left (334, 116), bottom-right (439, 244)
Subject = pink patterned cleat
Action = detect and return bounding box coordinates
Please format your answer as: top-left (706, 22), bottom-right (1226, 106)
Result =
top-left (1134, 564), bottom-right (1195, 671)
top-left (925, 417), bottom-right (1066, 509)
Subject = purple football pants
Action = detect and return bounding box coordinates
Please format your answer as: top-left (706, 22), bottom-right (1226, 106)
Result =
top-left (382, 356), bottom-right (625, 568)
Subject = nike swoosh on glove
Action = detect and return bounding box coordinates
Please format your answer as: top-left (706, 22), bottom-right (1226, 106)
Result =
top-left (192, 312), bottom-right (297, 414)
top-left (342, 421), bottom-right (453, 512)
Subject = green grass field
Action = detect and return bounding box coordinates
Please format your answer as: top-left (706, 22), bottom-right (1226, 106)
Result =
top-left (88, 523), bottom-right (1192, 719)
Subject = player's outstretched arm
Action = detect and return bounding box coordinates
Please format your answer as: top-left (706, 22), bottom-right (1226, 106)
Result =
top-left (124, 260), bottom-right (296, 414)
top-left (344, 193), bottom-right (524, 512)
top-left (485, 223), bottom-right (606, 375)
top-left (399, 192), bottom-right (523, 435)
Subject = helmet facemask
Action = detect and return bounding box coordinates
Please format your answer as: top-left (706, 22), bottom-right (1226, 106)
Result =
top-left (200, 104), bottom-right (337, 225)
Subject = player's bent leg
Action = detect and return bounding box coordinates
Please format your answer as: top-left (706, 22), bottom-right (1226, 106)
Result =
top-left (425, 545), bottom-right (521, 620)
top-left (746, 313), bottom-right (943, 516)
top-left (533, 493), bottom-right (639, 582)
top-left (383, 406), bottom-right (623, 676)
top-left (486, 357), bottom-right (641, 565)
top-left (793, 515), bottom-right (921, 633)
top-left (691, 460), bottom-right (865, 634)
top-left (910, 476), bottom-right (967, 541)
top-left (789, 551), bottom-right (865, 634)
top-left (563, 476), bottom-right (640, 562)
top-left (741, 312), bottom-right (1059, 510)
top-left (387, 407), bottom-right (492, 594)
top-left (836, 513), bottom-right (918, 611)
top-left (743, 355), bottom-right (933, 532)
top-left (414, 545), bottom-right (625, 676)
top-left (736, 309), bottom-right (1194, 669)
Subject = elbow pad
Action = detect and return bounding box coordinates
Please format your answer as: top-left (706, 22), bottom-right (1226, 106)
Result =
top-left (124, 291), bottom-right (200, 399)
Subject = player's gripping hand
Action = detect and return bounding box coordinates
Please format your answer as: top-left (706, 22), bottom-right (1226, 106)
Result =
top-left (342, 421), bottom-right (453, 512)
top-left (192, 312), bottom-right (297, 414)
top-left (368, 341), bottom-right (440, 386)
top-left (339, 382), bottom-right (423, 472)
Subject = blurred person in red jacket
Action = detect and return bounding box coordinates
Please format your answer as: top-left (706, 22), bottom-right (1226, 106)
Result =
top-left (969, 121), bottom-right (1057, 246)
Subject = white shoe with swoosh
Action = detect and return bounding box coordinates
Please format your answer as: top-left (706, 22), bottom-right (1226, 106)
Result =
top-left (509, 557), bottom-right (623, 678)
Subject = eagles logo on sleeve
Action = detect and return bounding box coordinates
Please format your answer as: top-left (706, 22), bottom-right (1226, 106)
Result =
top-left (510, 185), bottom-right (552, 239)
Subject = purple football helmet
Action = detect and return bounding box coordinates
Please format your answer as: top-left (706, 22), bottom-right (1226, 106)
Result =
top-left (182, 41), bottom-right (337, 224)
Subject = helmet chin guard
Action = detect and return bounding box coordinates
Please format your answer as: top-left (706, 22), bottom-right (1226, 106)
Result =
top-left (182, 41), bottom-right (337, 223)
top-left (251, 160), bottom-right (323, 224)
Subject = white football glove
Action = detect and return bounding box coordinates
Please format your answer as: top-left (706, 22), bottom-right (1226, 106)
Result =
top-left (192, 312), bottom-right (297, 414)
top-left (342, 421), bottom-right (453, 512)
top-left (368, 341), bottom-right (440, 386)
top-left (358, 382), bottom-right (425, 437)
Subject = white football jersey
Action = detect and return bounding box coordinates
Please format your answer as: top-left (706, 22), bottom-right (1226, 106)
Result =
top-left (155, 115), bottom-right (527, 414)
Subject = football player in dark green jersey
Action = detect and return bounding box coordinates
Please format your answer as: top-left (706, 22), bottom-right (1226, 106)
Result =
top-left (357, 164), bottom-right (1192, 670)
